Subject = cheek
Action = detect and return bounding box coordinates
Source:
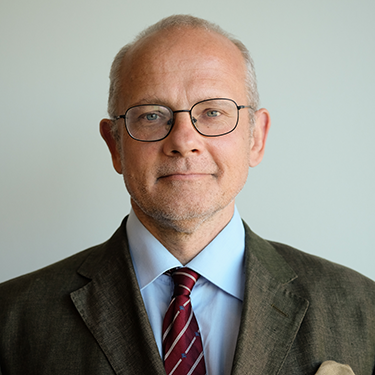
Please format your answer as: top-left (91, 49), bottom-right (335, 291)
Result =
top-left (216, 131), bottom-right (252, 169)
top-left (120, 142), bottom-right (158, 182)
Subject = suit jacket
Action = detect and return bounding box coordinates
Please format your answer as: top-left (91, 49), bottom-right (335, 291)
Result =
top-left (1, 218), bottom-right (375, 374)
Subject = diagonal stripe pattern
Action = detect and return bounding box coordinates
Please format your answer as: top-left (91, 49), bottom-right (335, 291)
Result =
top-left (162, 268), bottom-right (206, 375)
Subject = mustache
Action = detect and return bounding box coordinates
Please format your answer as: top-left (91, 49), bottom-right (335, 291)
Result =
top-left (155, 158), bottom-right (218, 178)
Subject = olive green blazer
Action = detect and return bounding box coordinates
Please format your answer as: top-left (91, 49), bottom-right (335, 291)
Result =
top-left (1, 218), bottom-right (375, 374)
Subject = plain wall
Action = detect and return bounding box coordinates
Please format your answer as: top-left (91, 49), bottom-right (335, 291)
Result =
top-left (1, 0), bottom-right (374, 283)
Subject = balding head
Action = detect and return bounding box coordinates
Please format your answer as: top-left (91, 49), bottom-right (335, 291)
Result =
top-left (107, 15), bottom-right (259, 130)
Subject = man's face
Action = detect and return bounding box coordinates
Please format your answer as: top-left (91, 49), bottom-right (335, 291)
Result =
top-left (101, 27), bottom-right (269, 233)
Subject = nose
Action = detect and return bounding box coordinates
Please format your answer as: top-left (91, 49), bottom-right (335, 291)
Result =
top-left (162, 111), bottom-right (203, 157)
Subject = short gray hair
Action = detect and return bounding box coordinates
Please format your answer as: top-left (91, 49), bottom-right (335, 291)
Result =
top-left (107, 15), bottom-right (259, 137)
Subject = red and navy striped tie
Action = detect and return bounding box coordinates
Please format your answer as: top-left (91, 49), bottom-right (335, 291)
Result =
top-left (162, 268), bottom-right (206, 375)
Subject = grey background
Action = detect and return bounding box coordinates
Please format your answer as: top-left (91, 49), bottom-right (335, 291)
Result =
top-left (1, 0), bottom-right (374, 283)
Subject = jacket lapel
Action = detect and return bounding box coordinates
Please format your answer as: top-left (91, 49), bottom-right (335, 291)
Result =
top-left (70, 220), bottom-right (166, 375)
top-left (231, 224), bottom-right (309, 375)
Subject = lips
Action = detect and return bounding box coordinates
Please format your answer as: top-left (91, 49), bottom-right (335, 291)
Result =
top-left (158, 172), bottom-right (212, 181)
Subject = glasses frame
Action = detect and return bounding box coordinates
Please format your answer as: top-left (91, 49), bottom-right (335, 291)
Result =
top-left (113, 98), bottom-right (254, 142)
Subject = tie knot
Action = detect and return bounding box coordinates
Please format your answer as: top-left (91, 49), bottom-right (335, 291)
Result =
top-left (171, 267), bottom-right (199, 297)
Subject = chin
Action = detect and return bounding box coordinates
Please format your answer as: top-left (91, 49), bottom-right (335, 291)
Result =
top-left (133, 192), bottom-right (235, 234)
top-left (136, 197), bottom-right (220, 231)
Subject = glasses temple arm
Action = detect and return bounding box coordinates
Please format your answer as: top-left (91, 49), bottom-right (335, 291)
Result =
top-left (237, 105), bottom-right (255, 111)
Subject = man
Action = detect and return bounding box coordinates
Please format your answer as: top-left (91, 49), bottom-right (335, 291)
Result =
top-left (0, 15), bottom-right (374, 375)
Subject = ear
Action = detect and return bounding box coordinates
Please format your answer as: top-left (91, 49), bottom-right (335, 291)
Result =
top-left (249, 108), bottom-right (271, 167)
top-left (99, 119), bottom-right (123, 174)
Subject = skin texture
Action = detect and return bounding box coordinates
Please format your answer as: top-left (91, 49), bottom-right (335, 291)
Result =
top-left (100, 27), bottom-right (270, 264)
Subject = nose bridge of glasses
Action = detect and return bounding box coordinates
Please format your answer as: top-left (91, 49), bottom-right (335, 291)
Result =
top-left (172, 109), bottom-right (191, 114)
top-left (171, 109), bottom-right (197, 125)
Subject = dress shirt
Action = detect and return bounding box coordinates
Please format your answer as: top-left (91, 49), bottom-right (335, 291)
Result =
top-left (126, 207), bottom-right (246, 375)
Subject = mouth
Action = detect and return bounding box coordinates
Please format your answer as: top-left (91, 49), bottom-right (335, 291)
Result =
top-left (158, 172), bottom-right (212, 181)
top-left (156, 159), bottom-right (218, 182)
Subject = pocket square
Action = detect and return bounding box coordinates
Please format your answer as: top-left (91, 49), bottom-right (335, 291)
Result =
top-left (315, 360), bottom-right (355, 375)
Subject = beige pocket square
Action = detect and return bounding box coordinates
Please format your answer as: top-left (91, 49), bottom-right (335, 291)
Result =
top-left (315, 361), bottom-right (355, 374)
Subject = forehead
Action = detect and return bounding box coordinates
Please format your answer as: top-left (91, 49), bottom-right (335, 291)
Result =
top-left (118, 27), bottom-right (248, 106)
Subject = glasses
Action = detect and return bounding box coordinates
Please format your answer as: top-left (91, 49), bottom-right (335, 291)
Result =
top-left (113, 98), bottom-right (254, 142)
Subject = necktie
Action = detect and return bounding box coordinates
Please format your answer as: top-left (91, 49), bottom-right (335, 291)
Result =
top-left (162, 267), bottom-right (206, 375)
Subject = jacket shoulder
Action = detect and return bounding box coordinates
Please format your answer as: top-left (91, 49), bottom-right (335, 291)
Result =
top-left (270, 240), bottom-right (375, 292)
top-left (0, 221), bottom-right (128, 303)
top-left (0, 245), bottom-right (97, 307)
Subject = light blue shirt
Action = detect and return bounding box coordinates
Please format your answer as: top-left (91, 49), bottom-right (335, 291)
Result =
top-left (126, 207), bottom-right (246, 375)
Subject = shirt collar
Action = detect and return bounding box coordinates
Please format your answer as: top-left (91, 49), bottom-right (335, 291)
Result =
top-left (126, 207), bottom-right (245, 301)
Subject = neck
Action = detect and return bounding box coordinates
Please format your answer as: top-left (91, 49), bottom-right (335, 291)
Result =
top-left (131, 200), bottom-right (235, 264)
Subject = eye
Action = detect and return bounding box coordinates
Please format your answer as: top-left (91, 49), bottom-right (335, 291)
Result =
top-left (206, 110), bottom-right (220, 118)
top-left (144, 112), bottom-right (159, 121)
